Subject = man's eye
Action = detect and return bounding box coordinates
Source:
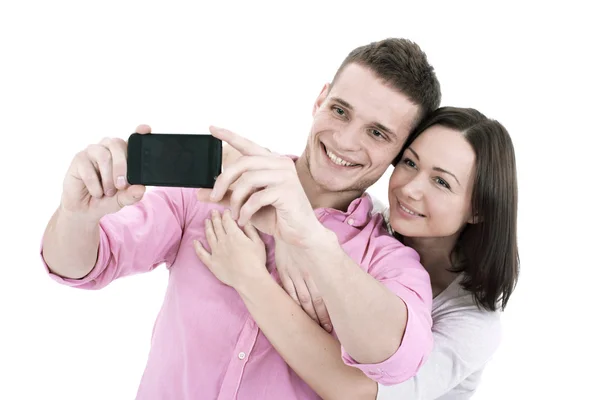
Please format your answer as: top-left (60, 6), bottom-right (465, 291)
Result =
top-left (371, 129), bottom-right (384, 138)
top-left (333, 106), bottom-right (345, 116)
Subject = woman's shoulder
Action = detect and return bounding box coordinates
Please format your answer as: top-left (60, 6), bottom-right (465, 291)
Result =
top-left (432, 276), bottom-right (503, 346)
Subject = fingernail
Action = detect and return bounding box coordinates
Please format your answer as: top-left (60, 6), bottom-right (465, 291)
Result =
top-left (106, 189), bottom-right (116, 196)
top-left (117, 176), bottom-right (126, 188)
top-left (324, 324), bottom-right (332, 332)
top-left (209, 190), bottom-right (216, 200)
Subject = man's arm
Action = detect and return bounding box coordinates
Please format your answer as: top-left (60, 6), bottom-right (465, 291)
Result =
top-left (41, 187), bottom-right (189, 289)
top-left (282, 229), bottom-right (428, 365)
top-left (42, 207), bottom-right (102, 279)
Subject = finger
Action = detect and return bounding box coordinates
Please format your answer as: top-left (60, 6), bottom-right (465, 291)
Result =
top-left (204, 218), bottom-right (217, 249)
top-left (101, 137), bottom-right (129, 190)
top-left (238, 187), bottom-right (279, 227)
top-left (305, 277), bottom-right (332, 332)
top-left (221, 209), bottom-right (241, 235)
top-left (222, 143), bottom-right (243, 168)
top-left (210, 209), bottom-right (226, 240)
top-left (229, 171), bottom-right (286, 220)
top-left (135, 124), bottom-right (152, 134)
top-left (115, 184), bottom-right (146, 208)
top-left (279, 272), bottom-right (301, 306)
top-left (210, 155), bottom-right (289, 202)
top-left (86, 144), bottom-right (115, 196)
top-left (209, 126), bottom-right (271, 157)
top-left (242, 223), bottom-right (262, 243)
top-left (288, 268), bottom-right (319, 323)
top-left (193, 239), bottom-right (211, 264)
top-left (76, 155), bottom-right (104, 198)
top-left (197, 188), bottom-right (232, 208)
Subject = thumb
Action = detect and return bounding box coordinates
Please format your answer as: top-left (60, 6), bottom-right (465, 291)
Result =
top-left (243, 223), bottom-right (262, 243)
top-left (115, 185), bottom-right (146, 208)
top-left (196, 188), bottom-right (232, 208)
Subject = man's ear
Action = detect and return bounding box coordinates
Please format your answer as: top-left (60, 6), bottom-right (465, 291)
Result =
top-left (312, 83), bottom-right (330, 117)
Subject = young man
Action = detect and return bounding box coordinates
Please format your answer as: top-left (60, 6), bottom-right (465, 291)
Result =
top-left (41, 38), bottom-right (441, 399)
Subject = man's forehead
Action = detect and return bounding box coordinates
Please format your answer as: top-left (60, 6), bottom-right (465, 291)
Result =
top-left (327, 66), bottom-right (418, 135)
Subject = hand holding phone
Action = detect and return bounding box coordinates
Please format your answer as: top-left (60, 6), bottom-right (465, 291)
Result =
top-left (127, 133), bottom-right (222, 188)
top-left (60, 125), bottom-right (151, 222)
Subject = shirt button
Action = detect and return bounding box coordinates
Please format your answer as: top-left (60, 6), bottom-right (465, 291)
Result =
top-left (238, 352), bottom-right (246, 360)
top-left (347, 218), bottom-right (355, 226)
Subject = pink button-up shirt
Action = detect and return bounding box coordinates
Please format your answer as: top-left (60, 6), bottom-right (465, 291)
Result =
top-left (42, 186), bottom-right (432, 399)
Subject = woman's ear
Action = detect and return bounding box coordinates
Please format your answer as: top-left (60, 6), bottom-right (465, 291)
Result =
top-left (468, 213), bottom-right (483, 224)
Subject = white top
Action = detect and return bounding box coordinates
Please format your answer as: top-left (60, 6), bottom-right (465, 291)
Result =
top-left (376, 275), bottom-right (502, 399)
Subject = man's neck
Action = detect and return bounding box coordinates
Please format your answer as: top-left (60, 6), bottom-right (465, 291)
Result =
top-left (295, 155), bottom-right (364, 211)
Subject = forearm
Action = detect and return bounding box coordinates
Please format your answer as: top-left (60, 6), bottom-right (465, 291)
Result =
top-left (301, 229), bottom-right (407, 364)
top-left (236, 273), bottom-right (377, 400)
top-left (41, 206), bottom-right (101, 279)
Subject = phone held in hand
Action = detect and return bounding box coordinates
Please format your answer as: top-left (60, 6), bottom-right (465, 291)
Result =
top-left (127, 133), bottom-right (222, 188)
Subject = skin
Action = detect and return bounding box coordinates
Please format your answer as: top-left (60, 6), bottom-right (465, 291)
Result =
top-left (196, 125), bottom-right (479, 399)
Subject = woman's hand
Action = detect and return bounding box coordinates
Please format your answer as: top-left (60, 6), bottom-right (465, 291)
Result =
top-left (193, 209), bottom-right (268, 289)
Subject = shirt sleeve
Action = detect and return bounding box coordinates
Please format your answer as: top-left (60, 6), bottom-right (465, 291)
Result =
top-left (40, 186), bottom-right (192, 290)
top-left (341, 234), bottom-right (434, 385)
top-left (376, 308), bottom-right (502, 399)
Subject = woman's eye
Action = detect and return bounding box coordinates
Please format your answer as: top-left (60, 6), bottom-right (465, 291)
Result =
top-left (435, 177), bottom-right (450, 189)
top-left (402, 158), bottom-right (416, 168)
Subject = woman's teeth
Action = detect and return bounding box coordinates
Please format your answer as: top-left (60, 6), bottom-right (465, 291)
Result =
top-left (400, 203), bottom-right (423, 217)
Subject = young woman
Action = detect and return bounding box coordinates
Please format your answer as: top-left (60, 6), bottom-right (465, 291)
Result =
top-left (194, 106), bottom-right (519, 399)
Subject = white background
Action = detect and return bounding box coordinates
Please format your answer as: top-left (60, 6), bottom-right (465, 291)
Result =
top-left (1, 1), bottom-right (598, 399)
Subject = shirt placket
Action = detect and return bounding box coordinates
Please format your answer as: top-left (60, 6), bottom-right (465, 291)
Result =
top-left (216, 315), bottom-right (260, 400)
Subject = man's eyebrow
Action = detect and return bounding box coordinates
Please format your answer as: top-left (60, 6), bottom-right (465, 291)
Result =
top-left (331, 97), bottom-right (353, 110)
top-left (407, 147), bottom-right (461, 186)
top-left (373, 122), bottom-right (396, 137)
top-left (331, 97), bottom-right (396, 137)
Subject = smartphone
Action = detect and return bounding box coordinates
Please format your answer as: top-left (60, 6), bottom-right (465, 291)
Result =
top-left (127, 133), bottom-right (222, 188)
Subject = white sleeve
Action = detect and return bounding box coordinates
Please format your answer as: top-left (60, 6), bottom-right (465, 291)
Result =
top-left (376, 308), bottom-right (502, 400)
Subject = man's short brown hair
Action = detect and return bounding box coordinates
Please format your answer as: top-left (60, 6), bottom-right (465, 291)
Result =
top-left (332, 38), bottom-right (441, 127)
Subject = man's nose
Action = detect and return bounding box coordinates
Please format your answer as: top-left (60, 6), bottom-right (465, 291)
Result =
top-left (333, 123), bottom-right (364, 152)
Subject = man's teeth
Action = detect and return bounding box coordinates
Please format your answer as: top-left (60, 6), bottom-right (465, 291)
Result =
top-left (326, 148), bottom-right (357, 167)
top-left (400, 203), bottom-right (420, 216)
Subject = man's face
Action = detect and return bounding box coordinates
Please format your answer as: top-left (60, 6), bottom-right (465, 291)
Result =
top-left (303, 63), bottom-right (420, 195)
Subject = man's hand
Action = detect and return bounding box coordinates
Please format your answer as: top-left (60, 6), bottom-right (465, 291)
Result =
top-left (61, 125), bottom-right (149, 222)
top-left (275, 238), bottom-right (333, 333)
top-left (197, 126), bottom-right (323, 248)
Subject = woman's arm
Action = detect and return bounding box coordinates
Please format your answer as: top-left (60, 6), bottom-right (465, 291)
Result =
top-left (193, 209), bottom-right (378, 400)
top-left (235, 274), bottom-right (378, 400)
top-left (376, 307), bottom-right (502, 399)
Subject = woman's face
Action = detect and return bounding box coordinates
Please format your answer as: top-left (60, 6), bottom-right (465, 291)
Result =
top-left (388, 125), bottom-right (477, 238)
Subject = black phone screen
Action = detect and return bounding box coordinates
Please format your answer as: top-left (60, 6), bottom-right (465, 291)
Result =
top-left (127, 133), bottom-right (222, 188)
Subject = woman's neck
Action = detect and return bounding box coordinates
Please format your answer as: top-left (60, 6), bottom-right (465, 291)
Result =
top-left (403, 233), bottom-right (460, 297)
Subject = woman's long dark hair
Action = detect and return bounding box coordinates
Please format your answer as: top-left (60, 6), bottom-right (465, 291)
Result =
top-left (393, 107), bottom-right (519, 311)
